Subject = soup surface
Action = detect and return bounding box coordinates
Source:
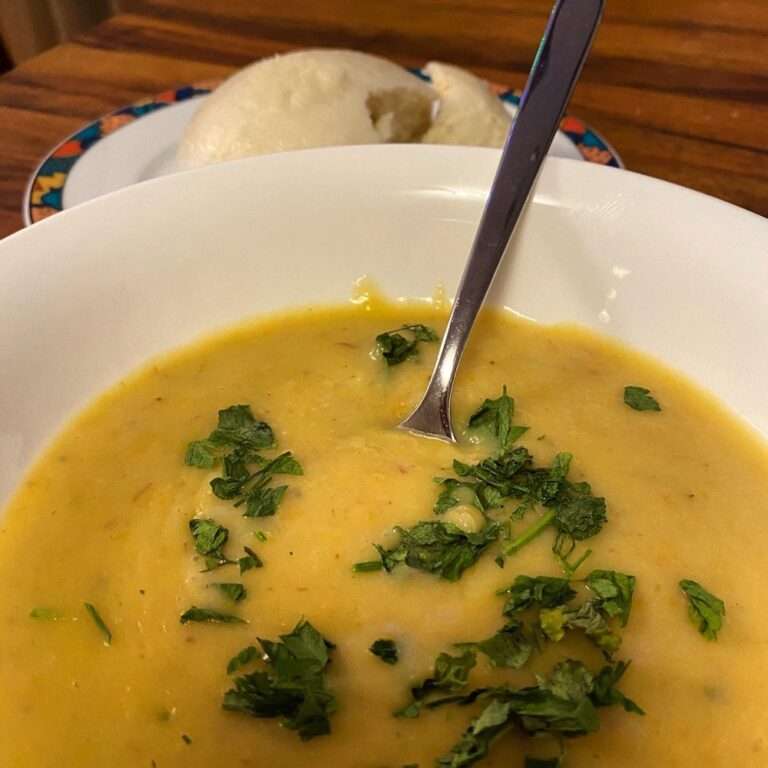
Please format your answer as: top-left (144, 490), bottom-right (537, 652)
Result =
top-left (0, 301), bottom-right (766, 767)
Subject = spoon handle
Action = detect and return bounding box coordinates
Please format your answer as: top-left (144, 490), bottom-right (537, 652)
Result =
top-left (400, 0), bottom-right (605, 440)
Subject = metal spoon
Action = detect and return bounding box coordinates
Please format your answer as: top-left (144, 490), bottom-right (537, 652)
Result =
top-left (399, 0), bottom-right (604, 441)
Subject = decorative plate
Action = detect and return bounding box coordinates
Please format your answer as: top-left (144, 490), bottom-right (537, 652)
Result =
top-left (24, 73), bottom-right (623, 226)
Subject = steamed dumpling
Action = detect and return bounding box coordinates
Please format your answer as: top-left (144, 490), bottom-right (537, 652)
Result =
top-left (421, 61), bottom-right (512, 147)
top-left (177, 49), bottom-right (437, 169)
top-left (176, 49), bottom-right (511, 170)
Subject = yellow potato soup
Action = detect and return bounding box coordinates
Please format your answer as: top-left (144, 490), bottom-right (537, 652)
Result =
top-left (0, 301), bottom-right (766, 767)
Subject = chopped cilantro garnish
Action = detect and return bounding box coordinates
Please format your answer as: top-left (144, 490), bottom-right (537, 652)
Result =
top-left (468, 386), bottom-right (528, 450)
top-left (238, 546), bottom-right (263, 573)
top-left (623, 386), bottom-right (661, 412)
top-left (364, 390), bottom-right (606, 581)
top-left (396, 649), bottom-right (476, 718)
top-left (433, 478), bottom-right (483, 515)
top-left (502, 461), bottom-right (607, 562)
top-left (179, 607), bottom-right (246, 625)
top-left (189, 518), bottom-right (234, 571)
top-left (223, 619), bottom-right (337, 741)
top-left (181, 734), bottom-right (192, 745)
top-left (498, 575), bottom-right (577, 614)
top-left (497, 570), bottom-right (635, 659)
top-left (226, 645), bottom-right (260, 675)
top-left (213, 583), bottom-right (247, 602)
top-left (371, 520), bottom-right (500, 581)
top-left (433, 659), bottom-right (641, 767)
top-left (190, 518), bottom-right (229, 556)
top-left (591, 660), bottom-right (644, 714)
top-left (540, 601), bottom-right (621, 659)
top-left (369, 638), bottom-right (399, 665)
top-left (451, 445), bottom-right (534, 511)
top-left (352, 560), bottom-right (385, 573)
top-left (185, 406), bottom-right (301, 519)
top-left (435, 698), bottom-right (515, 767)
top-left (29, 608), bottom-right (63, 620)
top-left (375, 324), bottom-right (439, 366)
top-left (680, 579), bottom-right (725, 640)
top-left (185, 405), bottom-right (276, 467)
top-left (212, 451), bottom-right (302, 516)
top-left (436, 430), bottom-right (606, 569)
top-left (586, 570), bottom-right (636, 627)
top-left (455, 619), bottom-right (535, 669)
top-left (83, 602), bottom-right (112, 646)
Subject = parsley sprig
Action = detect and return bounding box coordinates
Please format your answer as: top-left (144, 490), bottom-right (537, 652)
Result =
top-left (369, 638), bottom-right (399, 665)
top-left (358, 388), bottom-right (606, 581)
top-left (223, 619), bottom-right (337, 741)
top-left (623, 386), bottom-right (661, 411)
top-left (189, 518), bottom-right (234, 571)
top-left (432, 659), bottom-right (642, 767)
top-left (375, 324), bottom-right (439, 366)
top-left (185, 405), bottom-right (302, 518)
top-left (366, 520), bottom-right (500, 582)
top-left (499, 570), bottom-right (636, 659)
top-left (680, 579), bottom-right (725, 640)
top-left (441, 389), bottom-right (606, 572)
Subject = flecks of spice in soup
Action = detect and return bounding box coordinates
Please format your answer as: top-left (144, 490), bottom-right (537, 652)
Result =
top-left (0, 301), bottom-right (766, 767)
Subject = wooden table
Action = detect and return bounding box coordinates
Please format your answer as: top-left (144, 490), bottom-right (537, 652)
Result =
top-left (0, 0), bottom-right (765, 238)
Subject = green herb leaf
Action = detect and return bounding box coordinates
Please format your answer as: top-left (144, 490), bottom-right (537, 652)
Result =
top-left (434, 656), bottom-right (643, 767)
top-left (551, 481), bottom-right (607, 548)
top-left (226, 645), bottom-right (260, 675)
top-left (591, 660), bottom-right (644, 714)
top-left (29, 607), bottom-right (63, 620)
top-left (680, 579), bottom-right (725, 640)
top-left (242, 485), bottom-right (287, 518)
top-left (184, 438), bottom-right (219, 468)
top-left (179, 606), bottom-right (246, 625)
top-left (209, 404), bottom-right (276, 450)
top-left (435, 661), bottom-right (601, 767)
top-left (181, 734), bottom-right (192, 745)
top-left (436, 698), bottom-right (515, 767)
top-left (397, 649), bottom-right (476, 718)
top-left (504, 475), bottom-right (607, 560)
top-left (497, 575), bottom-right (577, 615)
top-left (369, 638), bottom-right (399, 665)
top-left (185, 405), bottom-right (276, 467)
top-left (540, 601), bottom-right (621, 659)
top-left (623, 386), bottom-right (661, 412)
top-left (513, 669), bottom-right (601, 736)
top-left (223, 619), bottom-right (336, 741)
top-left (375, 324), bottom-right (439, 366)
top-left (352, 560), bottom-right (385, 573)
top-left (202, 556), bottom-right (236, 573)
top-left (586, 570), bottom-right (636, 627)
top-left (372, 520), bottom-right (499, 582)
top-left (238, 546), bottom-right (264, 573)
top-left (453, 446), bottom-right (534, 506)
top-left (468, 386), bottom-right (528, 450)
top-left (83, 602), bottom-right (112, 646)
top-left (456, 619), bottom-right (535, 669)
top-left (189, 518), bottom-right (229, 557)
top-left (212, 451), bottom-right (302, 500)
top-left (537, 659), bottom-right (594, 702)
top-left (213, 583), bottom-right (247, 602)
top-left (186, 408), bottom-right (300, 520)
top-left (433, 478), bottom-right (482, 515)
